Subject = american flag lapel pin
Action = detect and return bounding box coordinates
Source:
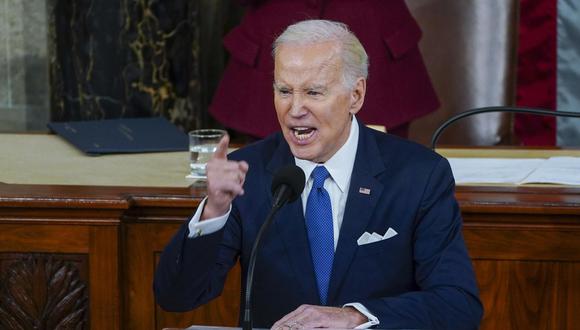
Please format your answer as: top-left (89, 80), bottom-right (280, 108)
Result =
top-left (359, 187), bottom-right (371, 195)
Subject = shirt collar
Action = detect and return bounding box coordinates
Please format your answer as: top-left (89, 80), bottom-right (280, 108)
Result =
top-left (295, 116), bottom-right (359, 193)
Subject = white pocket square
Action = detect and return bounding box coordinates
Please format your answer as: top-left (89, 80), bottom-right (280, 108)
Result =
top-left (357, 228), bottom-right (398, 246)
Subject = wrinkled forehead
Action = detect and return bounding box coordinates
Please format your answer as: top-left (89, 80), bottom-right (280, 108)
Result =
top-left (274, 41), bottom-right (343, 80)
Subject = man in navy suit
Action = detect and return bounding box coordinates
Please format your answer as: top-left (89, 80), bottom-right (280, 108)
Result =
top-left (154, 20), bottom-right (482, 329)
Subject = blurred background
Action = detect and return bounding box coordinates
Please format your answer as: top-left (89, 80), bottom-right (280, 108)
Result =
top-left (0, 0), bottom-right (578, 146)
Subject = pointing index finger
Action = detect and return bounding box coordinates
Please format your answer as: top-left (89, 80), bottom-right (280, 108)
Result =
top-left (213, 134), bottom-right (229, 160)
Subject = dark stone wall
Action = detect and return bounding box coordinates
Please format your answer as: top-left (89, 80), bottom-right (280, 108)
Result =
top-left (48, 0), bottom-right (203, 132)
top-left (48, 0), bottom-right (244, 132)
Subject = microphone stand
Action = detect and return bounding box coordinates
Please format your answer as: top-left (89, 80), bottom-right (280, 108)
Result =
top-left (430, 106), bottom-right (580, 150)
top-left (243, 185), bottom-right (292, 330)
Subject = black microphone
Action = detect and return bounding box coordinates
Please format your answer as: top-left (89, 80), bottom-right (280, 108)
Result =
top-left (243, 165), bottom-right (305, 330)
top-left (271, 164), bottom-right (306, 208)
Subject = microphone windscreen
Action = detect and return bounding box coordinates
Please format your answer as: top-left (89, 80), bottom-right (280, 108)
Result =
top-left (271, 165), bottom-right (306, 202)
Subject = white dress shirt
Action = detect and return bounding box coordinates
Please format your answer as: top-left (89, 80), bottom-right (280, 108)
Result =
top-left (187, 116), bottom-right (379, 328)
top-left (294, 115), bottom-right (358, 251)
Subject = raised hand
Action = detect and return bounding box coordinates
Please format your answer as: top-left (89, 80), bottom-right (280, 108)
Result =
top-left (201, 134), bottom-right (249, 220)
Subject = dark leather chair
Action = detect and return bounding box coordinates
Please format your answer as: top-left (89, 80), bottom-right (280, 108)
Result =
top-left (406, 0), bottom-right (519, 146)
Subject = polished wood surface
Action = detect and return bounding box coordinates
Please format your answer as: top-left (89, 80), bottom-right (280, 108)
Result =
top-left (460, 184), bottom-right (580, 329)
top-left (1, 182), bottom-right (579, 329)
top-left (1, 140), bottom-right (580, 329)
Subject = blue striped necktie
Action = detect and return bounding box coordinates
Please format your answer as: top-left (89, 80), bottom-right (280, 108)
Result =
top-left (305, 166), bottom-right (334, 305)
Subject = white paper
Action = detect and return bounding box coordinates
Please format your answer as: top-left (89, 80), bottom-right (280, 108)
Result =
top-left (447, 158), bottom-right (545, 184)
top-left (448, 157), bottom-right (580, 186)
top-left (520, 157), bottom-right (580, 185)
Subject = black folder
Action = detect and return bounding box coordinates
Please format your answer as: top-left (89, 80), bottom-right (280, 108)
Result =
top-left (47, 117), bottom-right (188, 155)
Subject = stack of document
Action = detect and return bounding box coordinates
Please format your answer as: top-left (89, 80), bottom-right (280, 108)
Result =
top-left (447, 157), bottom-right (580, 185)
top-left (47, 117), bottom-right (188, 155)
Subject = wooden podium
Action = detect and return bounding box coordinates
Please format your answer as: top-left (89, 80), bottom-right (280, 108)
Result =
top-left (1, 134), bottom-right (579, 329)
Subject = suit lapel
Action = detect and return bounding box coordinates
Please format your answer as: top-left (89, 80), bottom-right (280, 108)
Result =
top-left (328, 125), bottom-right (386, 304)
top-left (266, 136), bottom-right (320, 303)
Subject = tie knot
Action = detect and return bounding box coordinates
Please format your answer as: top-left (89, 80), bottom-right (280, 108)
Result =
top-left (311, 166), bottom-right (330, 189)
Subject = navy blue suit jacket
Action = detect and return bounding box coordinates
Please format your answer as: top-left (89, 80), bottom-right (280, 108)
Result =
top-left (154, 122), bottom-right (482, 329)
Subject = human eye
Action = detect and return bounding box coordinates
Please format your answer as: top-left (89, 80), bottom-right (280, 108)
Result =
top-left (275, 85), bottom-right (292, 96)
top-left (306, 88), bottom-right (325, 98)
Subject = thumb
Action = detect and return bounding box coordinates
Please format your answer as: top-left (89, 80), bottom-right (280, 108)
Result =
top-left (213, 134), bottom-right (229, 160)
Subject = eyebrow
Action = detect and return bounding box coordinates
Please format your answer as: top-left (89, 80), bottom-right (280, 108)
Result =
top-left (272, 83), bottom-right (328, 92)
top-left (272, 83), bottom-right (286, 91)
top-left (306, 84), bottom-right (326, 91)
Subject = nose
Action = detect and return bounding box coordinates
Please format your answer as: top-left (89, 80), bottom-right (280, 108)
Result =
top-left (289, 93), bottom-right (307, 118)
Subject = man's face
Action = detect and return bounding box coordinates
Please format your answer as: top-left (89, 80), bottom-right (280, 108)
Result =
top-left (274, 41), bottom-right (366, 163)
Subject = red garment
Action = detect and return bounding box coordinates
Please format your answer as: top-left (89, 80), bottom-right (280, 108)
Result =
top-left (515, 0), bottom-right (557, 146)
top-left (210, 0), bottom-right (439, 138)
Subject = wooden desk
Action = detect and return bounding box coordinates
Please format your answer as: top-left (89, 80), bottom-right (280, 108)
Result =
top-left (439, 148), bottom-right (580, 329)
top-left (1, 136), bottom-right (579, 329)
top-left (0, 183), bottom-right (235, 330)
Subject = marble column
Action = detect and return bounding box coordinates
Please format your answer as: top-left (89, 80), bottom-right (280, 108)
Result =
top-left (0, 0), bottom-right (50, 132)
top-left (49, 0), bottom-right (202, 132)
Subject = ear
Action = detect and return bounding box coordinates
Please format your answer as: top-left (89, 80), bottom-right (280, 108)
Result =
top-left (349, 78), bottom-right (366, 115)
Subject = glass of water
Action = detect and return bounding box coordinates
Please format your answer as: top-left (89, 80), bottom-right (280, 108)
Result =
top-left (188, 129), bottom-right (227, 178)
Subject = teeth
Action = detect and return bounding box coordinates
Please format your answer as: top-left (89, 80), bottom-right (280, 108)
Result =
top-left (293, 128), bottom-right (315, 140)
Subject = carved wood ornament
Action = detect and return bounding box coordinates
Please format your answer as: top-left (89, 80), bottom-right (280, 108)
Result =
top-left (0, 255), bottom-right (88, 329)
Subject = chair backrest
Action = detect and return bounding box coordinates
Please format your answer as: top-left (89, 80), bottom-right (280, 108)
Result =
top-left (406, 0), bottom-right (519, 146)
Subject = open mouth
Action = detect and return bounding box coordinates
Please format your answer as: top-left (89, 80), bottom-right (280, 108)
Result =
top-left (292, 127), bottom-right (316, 141)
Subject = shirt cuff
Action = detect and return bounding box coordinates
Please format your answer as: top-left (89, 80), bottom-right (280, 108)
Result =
top-left (343, 302), bottom-right (380, 329)
top-left (187, 197), bottom-right (231, 238)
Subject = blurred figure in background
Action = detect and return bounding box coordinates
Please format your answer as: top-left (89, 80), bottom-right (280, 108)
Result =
top-left (210, 0), bottom-right (439, 139)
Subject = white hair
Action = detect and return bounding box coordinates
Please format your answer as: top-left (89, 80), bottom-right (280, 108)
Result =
top-left (273, 19), bottom-right (369, 89)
